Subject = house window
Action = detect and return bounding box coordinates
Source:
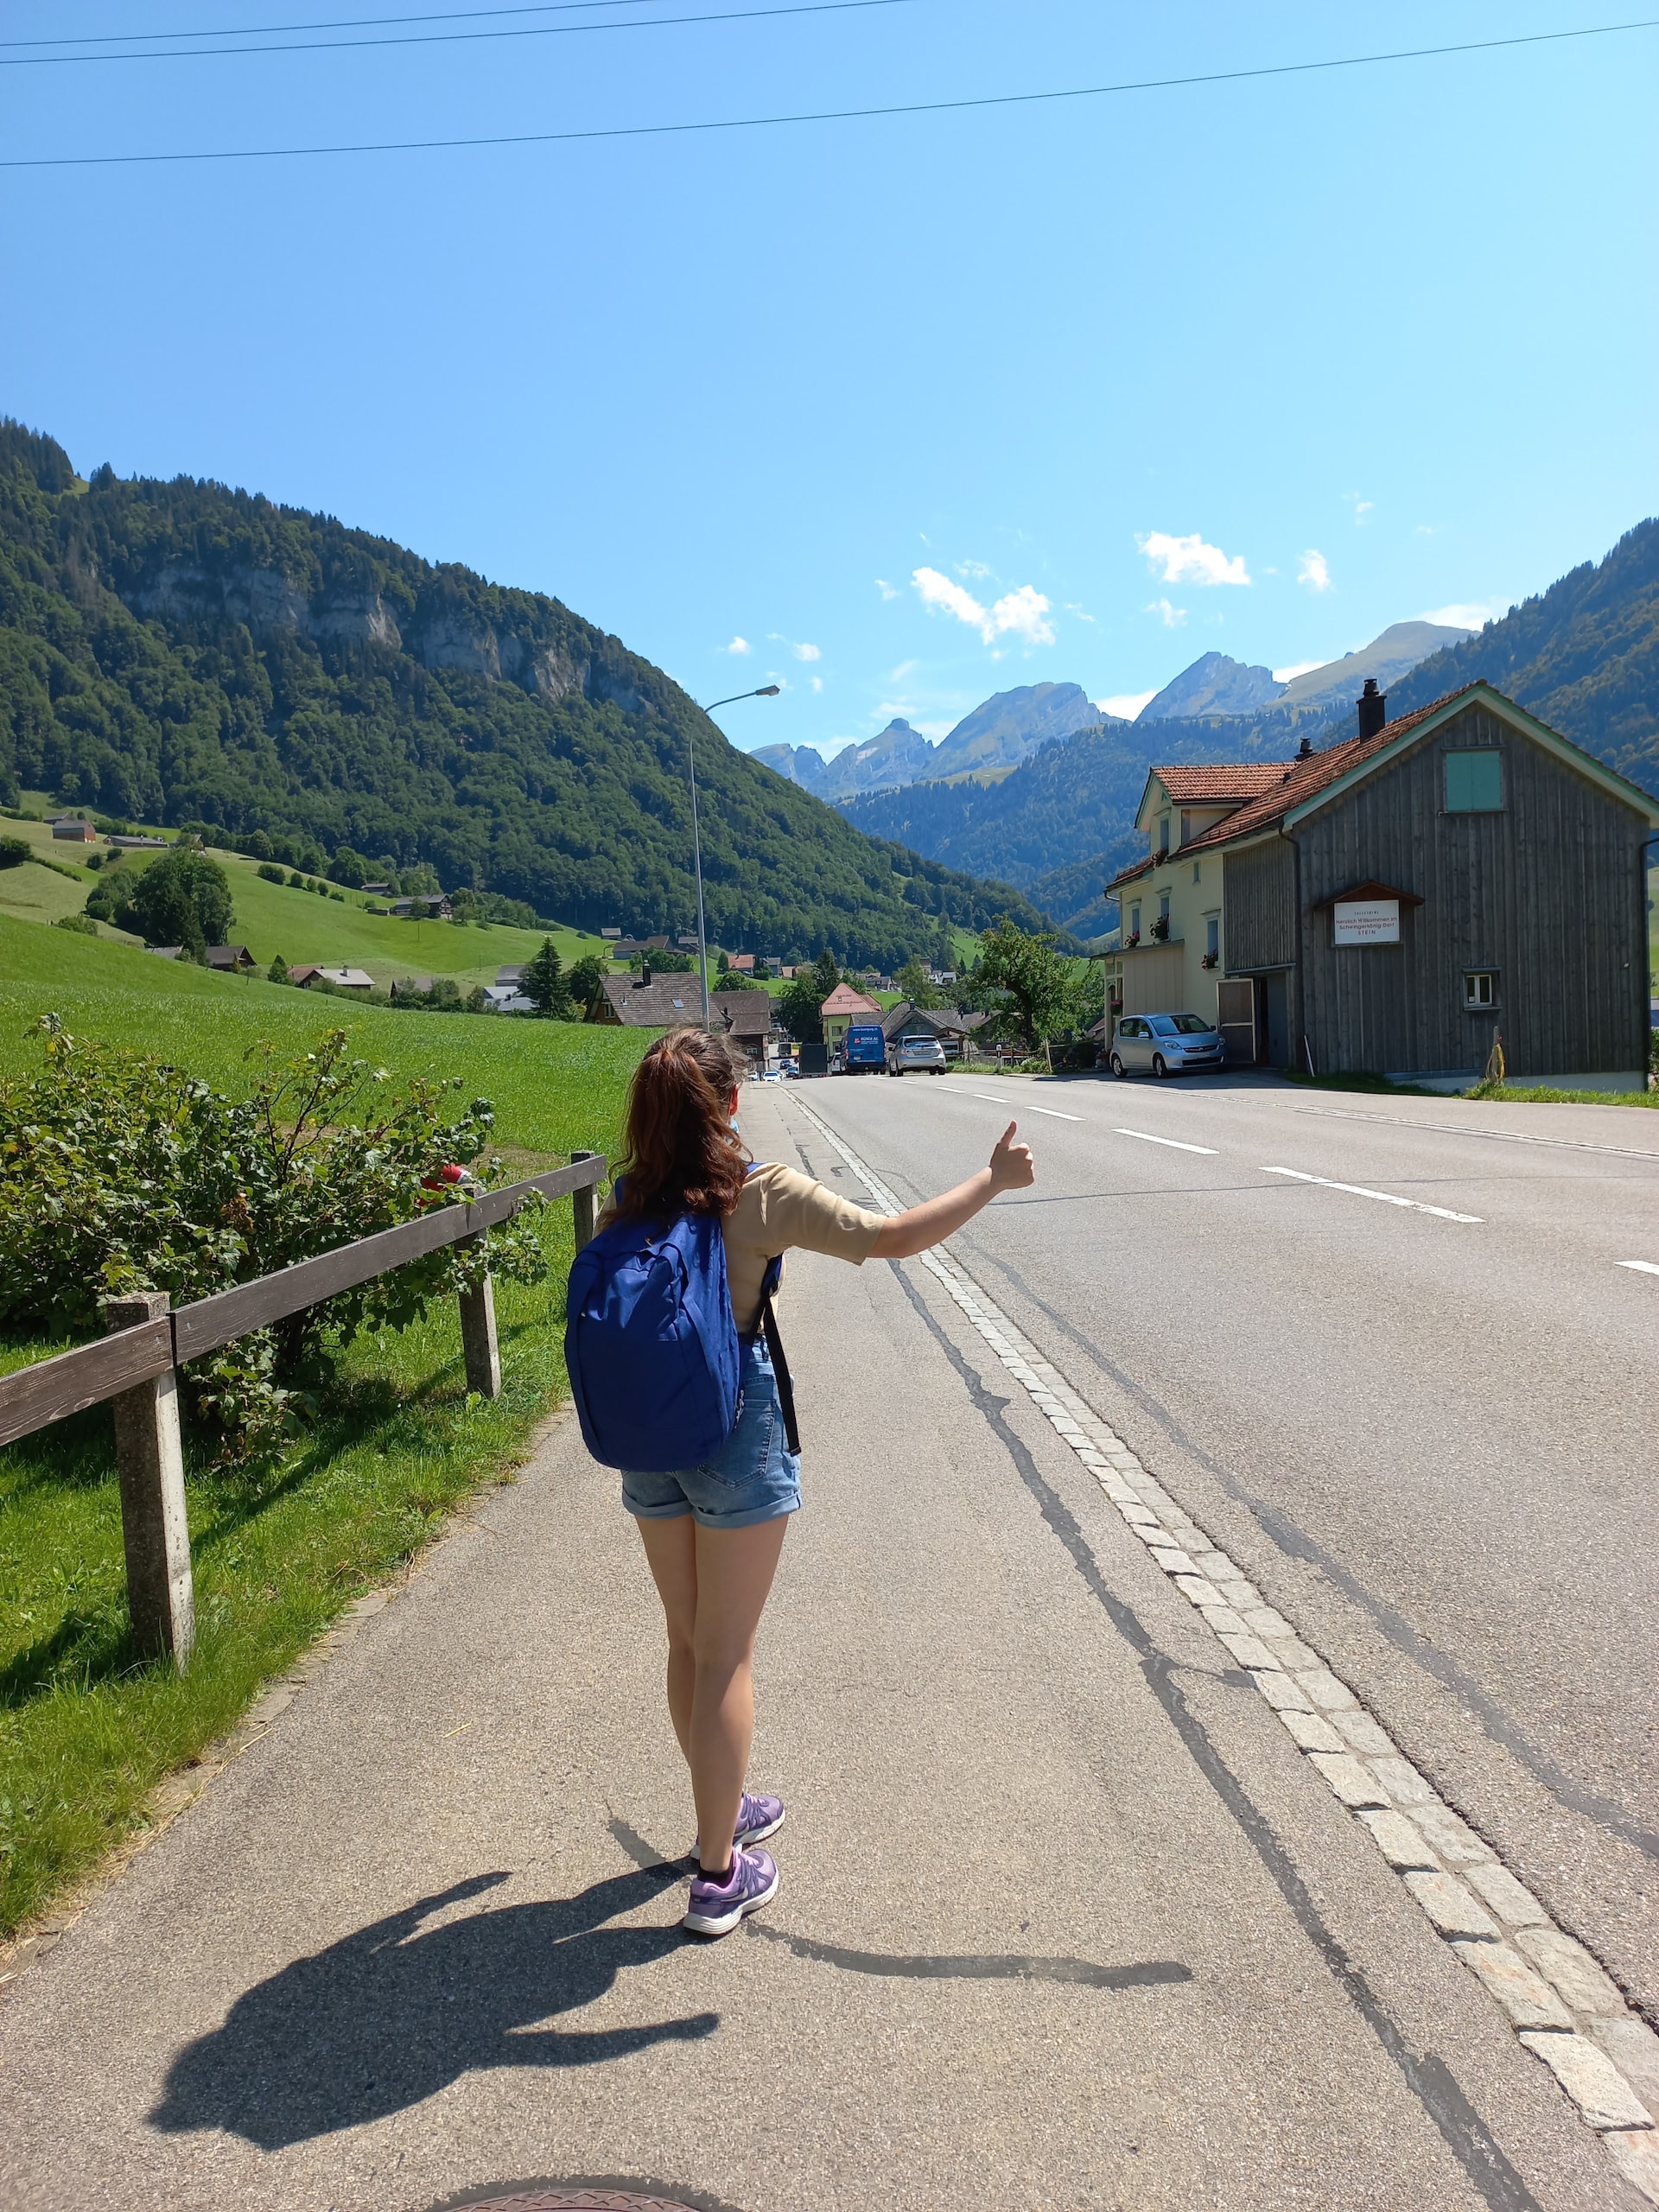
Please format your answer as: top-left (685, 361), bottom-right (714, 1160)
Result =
top-left (1158, 817), bottom-right (1170, 856)
top-left (1129, 903), bottom-right (1141, 938)
top-left (1464, 970), bottom-right (1498, 1009)
top-left (1160, 892), bottom-right (1170, 922)
top-left (1206, 917), bottom-right (1220, 958)
top-left (1445, 750), bottom-right (1503, 811)
top-left (1192, 859), bottom-right (1201, 883)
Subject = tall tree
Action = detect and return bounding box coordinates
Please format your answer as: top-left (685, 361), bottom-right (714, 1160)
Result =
top-left (111, 846), bottom-right (234, 950)
top-left (524, 938), bottom-right (574, 1019)
top-left (973, 918), bottom-right (1073, 1046)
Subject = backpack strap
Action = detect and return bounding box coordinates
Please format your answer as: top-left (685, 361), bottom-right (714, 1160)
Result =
top-left (742, 1167), bottom-right (801, 1456)
top-left (757, 1253), bottom-right (801, 1458)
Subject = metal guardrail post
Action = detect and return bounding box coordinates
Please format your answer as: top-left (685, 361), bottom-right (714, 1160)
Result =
top-left (105, 1292), bottom-right (195, 1669)
top-left (570, 1151), bottom-right (600, 1249)
top-left (457, 1234), bottom-right (502, 1401)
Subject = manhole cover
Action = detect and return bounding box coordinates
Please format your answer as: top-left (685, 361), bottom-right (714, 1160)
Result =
top-left (442, 2192), bottom-right (702, 2211)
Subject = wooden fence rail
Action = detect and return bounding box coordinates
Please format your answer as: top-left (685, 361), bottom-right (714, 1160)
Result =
top-left (0, 1149), bottom-right (607, 1669)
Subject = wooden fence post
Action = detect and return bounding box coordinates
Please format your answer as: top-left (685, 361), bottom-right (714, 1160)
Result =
top-left (571, 1151), bottom-right (599, 1250)
top-left (457, 1233), bottom-right (501, 1400)
top-left (105, 1292), bottom-right (195, 1669)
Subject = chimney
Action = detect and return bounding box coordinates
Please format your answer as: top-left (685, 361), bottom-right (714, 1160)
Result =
top-left (1296, 735), bottom-right (1313, 760)
top-left (1357, 677), bottom-right (1387, 741)
top-left (639, 957), bottom-right (652, 985)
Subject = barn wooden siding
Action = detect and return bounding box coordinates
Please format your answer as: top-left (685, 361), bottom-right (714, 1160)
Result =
top-left (1221, 838), bottom-right (1296, 971)
top-left (1294, 701), bottom-right (1650, 1076)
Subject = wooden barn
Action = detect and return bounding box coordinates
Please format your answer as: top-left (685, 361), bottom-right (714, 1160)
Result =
top-left (1109, 681), bottom-right (1658, 1088)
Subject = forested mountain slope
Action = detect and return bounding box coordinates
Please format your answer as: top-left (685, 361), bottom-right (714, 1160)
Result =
top-left (1384, 520), bottom-right (1659, 780)
top-left (0, 420), bottom-right (1049, 966)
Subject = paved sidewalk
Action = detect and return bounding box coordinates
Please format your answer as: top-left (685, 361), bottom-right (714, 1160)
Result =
top-left (0, 1090), bottom-right (1629, 2211)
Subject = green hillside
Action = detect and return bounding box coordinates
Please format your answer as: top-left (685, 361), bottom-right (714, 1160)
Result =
top-left (0, 419), bottom-right (1049, 969)
top-left (0, 913), bottom-right (647, 1155)
top-left (0, 810), bottom-right (607, 988)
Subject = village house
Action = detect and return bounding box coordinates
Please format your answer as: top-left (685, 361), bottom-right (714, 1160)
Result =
top-left (51, 819), bottom-right (97, 842)
top-left (817, 981), bottom-right (882, 1061)
top-left (204, 944), bottom-right (255, 972)
top-left (1105, 680), bottom-right (1659, 1088)
top-left (880, 1001), bottom-right (990, 1062)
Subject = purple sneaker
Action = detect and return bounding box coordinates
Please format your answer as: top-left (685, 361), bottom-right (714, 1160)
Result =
top-left (683, 1845), bottom-right (779, 1937)
top-left (694, 1789), bottom-right (785, 1857)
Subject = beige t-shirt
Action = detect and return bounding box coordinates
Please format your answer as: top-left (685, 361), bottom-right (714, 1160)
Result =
top-left (598, 1163), bottom-right (885, 1333)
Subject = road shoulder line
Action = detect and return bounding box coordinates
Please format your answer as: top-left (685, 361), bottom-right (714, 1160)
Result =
top-left (786, 1088), bottom-right (1659, 2208)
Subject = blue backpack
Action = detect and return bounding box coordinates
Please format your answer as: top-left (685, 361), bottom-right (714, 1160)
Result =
top-left (564, 1177), bottom-right (798, 1472)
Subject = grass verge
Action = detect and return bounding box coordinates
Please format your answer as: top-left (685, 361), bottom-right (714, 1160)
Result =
top-left (1465, 1078), bottom-right (1659, 1108)
top-left (0, 923), bottom-right (646, 1939)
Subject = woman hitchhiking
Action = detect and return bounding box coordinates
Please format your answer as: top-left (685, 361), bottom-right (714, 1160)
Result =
top-left (569, 1027), bottom-right (1035, 1938)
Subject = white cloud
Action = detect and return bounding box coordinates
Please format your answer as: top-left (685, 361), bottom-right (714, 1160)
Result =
top-left (724, 636), bottom-right (752, 656)
top-left (793, 640), bottom-right (821, 662)
top-left (1298, 549), bottom-right (1333, 594)
top-left (1415, 524), bottom-right (1440, 537)
top-left (911, 566), bottom-right (1056, 647)
top-left (1418, 602), bottom-right (1495, 631)
top-left (1147, 597), bottom-right (1187, 629)
top-left (956, 558), bottom-right (995, 580)
top-left (1344, 493), bottom-right (1374, 525)
top-left (1065, 602), bottom-right (1096, 624)
top-left (875, 579), bottom-right (899, 601)
top-left (889, 659), bottom-right (918, 680)
top-left (1099, 690), bottom-right (1156, 720)
top-left (1137, 531), bottom-right (1251, 588)
top-left (810, 676), bottom-right (823, 693)
top-left (1272, 659), bottom-right (1325, 683)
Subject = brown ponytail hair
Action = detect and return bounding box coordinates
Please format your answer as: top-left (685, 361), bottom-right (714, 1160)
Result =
top-left (614, 1026), bottom-right (748, 1220)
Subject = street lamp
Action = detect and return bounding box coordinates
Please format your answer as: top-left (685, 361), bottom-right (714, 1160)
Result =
top-left (690, 684), bottom-right (781, 1027)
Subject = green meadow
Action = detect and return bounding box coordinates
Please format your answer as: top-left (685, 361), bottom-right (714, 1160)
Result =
top-left (0, 812), bottom-right (612, 988)
top-left (0, 916), bottom-right (649, 1939)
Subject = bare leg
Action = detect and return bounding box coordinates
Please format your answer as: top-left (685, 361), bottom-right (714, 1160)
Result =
top-left (635, 1512), bottom-right (790, 1872)
top-left (634, 1515), bottom-right (697, 1763)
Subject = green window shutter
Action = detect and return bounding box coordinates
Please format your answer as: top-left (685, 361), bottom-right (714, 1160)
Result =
top-left (1445, 750), bottom-right (1503, 811)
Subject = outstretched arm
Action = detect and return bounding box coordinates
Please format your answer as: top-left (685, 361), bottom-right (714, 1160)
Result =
top-left (870, 1122), bottom-right (1035, 1260)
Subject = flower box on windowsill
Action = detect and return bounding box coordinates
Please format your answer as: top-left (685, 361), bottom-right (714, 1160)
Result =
top-left (1150, 920), bottom-right (1170, 942)
top-left (1125, 932), bottom-right (1141, 948)
top-left (1200, 952), bottom-right (1218, 969)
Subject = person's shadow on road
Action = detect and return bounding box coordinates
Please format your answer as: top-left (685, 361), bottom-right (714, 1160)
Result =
top-left (150, 1866), bottom-right (714, 2147)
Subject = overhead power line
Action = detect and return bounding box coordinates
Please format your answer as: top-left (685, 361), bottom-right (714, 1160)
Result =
top-left (0, 0), bottom-right (918, 68)
top-left (3, 0), bottom-right (718, 48)
top-left (3, 16), bottom-right (1654, 169)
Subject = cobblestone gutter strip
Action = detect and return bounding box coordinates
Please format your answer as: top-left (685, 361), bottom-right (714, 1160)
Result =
top-left (789, 1092), bottom-right (1659, 2208)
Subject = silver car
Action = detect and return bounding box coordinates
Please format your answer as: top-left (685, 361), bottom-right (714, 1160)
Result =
top-left (1109, 1012), bottom-right (1224, 1078)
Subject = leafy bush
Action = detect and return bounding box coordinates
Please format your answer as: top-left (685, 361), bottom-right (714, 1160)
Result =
top-left (257, 861), bottom-right (286, 885)
top-left (0, 1020), bottom-right (550, 1457)
top-left (53, 912), bottom-right (99, 936)
top-left (0, 836), bottom-right (30, 868)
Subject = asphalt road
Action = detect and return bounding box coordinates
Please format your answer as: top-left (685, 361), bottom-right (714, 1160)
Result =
top-left (1, 1082), bottom-right (1651, 2212)
top-left (796, 1067), bottom-right (1659, 2024)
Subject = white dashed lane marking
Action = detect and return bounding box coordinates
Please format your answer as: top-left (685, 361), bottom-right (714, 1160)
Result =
top-left (1260, 1165), bottom-right (1483, 1224)
top-left (936, 1087), bottom-right (1080, 1121)
top-left (1617, 1260), bottom-right (1659, 1276)
top-left (786, 1088), bottom-right (1658, 2205)
top-left (1114, 1128), bottom-right (1220, 1155)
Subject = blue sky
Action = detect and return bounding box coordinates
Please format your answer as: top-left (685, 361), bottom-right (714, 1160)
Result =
top-left (3, 0), bottom-right (1655, 759)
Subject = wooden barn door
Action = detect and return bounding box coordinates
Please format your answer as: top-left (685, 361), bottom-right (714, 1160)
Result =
top-left (1217, 979), bottom-right (1256, 1064)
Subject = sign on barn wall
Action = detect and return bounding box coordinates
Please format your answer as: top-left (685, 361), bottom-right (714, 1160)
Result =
top-left (1333, 898), bottom-right (1401, 945)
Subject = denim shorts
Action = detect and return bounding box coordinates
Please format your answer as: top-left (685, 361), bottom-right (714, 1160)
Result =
top-left (621, 1338), bottom-right (801, 1531)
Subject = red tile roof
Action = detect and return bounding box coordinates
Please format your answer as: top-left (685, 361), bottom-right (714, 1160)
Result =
top-left (1104, 688), bottom-right (1478, 893)
top-left (1153, 765), bottom-right (1286, 804)
top-left (820, 982), bottom-right (882, 1017)
top-left (1179, 689), bottom-right (1473, 855)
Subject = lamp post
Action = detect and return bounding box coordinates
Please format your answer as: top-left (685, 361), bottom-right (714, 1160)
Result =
top-left (690, 684), bottom-right (780, 1027)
